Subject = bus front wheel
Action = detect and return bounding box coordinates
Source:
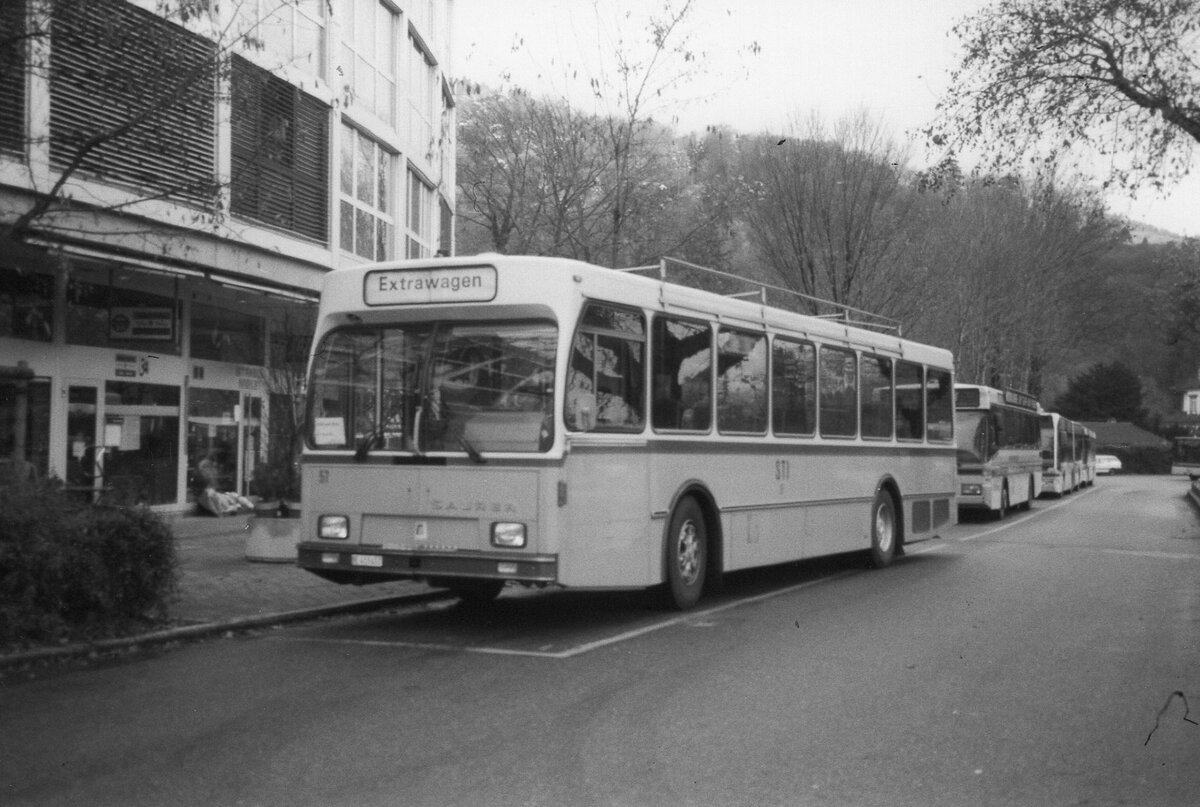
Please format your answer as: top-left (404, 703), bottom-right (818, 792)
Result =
top-left (663, 497), bottom-right (707, 610)
top-left (993, 484), bottom-right (1010, 520)
top-left (868, 490), bottom-right (898, 569)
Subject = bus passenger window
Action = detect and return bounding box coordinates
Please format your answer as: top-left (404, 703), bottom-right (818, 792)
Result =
top-left (652, 317), bottom-right (711, 432)
top-left (772, 339), bottom-right (815, 436)
top-left (894, 361), bottom-right (924, 440)
top-left (926, 369), bottom-right (954, 441)
top-left (860, 354), bottom-right (893, 439)
top-left (819, 346), bottom-right (857, 438)
top-left (567, 303), bottom-right (645, 432)
top-left (717, 328), bottom-right (767, 433)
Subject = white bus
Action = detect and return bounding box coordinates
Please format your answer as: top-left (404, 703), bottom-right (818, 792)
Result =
top-left (1039, 412), bottom-right (1093, 496)
top-left (953, 385), bottom-right (1044, 518)
top-left (296, 255), bottom-right (958, 609)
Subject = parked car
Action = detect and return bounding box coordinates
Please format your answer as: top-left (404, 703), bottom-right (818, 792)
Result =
top-left (1096, 454), bottom-right (1123, 475)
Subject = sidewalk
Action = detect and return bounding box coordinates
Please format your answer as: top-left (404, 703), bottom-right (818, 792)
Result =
top-left (2, 513), bottom-right (448, 669)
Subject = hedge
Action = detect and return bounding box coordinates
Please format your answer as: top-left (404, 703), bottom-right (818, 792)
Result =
top-left (0, 478), bottom-right (179, 648)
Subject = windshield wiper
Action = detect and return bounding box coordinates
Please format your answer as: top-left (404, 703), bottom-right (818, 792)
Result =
top-left (459, 436), bottom-right (487, 464)
top-left (354, 429), bottom-right (384, 461)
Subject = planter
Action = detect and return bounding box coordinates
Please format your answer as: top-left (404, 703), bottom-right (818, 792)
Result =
top-left (244, 502), bottom-right (301, 563)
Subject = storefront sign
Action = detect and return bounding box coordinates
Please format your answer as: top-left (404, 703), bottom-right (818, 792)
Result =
top-left (109, 306), bottom-right (174, 340)
top-left (115, 353), bottom-right (151, 378)
top-left (363, 267), bottom-right (497, 306)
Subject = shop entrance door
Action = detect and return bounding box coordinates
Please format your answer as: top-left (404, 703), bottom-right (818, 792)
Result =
top-left (65, 381), bottom-right (104, 500)
top-left (240, 393), bottom-right (263, 497)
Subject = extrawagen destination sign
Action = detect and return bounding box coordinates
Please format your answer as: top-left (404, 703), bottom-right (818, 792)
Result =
top-left (364, 266), bottom-right (497, 306)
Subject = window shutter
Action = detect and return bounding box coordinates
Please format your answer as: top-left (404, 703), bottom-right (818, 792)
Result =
top-left (48, 0), bottom-right (216, 204)
top-left (231, 55), bottom-right (329, 243)
top-left (0, 1), bottom-right (25, 155)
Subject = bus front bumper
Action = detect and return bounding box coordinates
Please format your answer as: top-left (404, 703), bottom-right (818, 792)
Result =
top-left (297, 542), bottom-right (559, 585)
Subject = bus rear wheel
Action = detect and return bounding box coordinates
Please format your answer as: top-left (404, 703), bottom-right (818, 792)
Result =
top-left (663, 496), bottom-right (707, 610)
top-left (868, 490), bottom-right (898, 569)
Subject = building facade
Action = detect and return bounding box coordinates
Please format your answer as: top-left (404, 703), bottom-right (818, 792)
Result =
top-left (0, 0), bottom-right (456, 510)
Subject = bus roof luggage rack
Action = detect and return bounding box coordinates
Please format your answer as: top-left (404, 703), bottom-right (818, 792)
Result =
top-left (620, 256), bottom-right (902, 335)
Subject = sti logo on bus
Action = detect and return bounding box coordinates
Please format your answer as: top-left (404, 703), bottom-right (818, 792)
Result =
top-left (364, 267), bottom-right (497, 306)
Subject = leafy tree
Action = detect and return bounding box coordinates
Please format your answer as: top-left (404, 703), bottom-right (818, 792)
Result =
top-left (930, 0), bottom-right (1200, 193)
top-left (1159, 239), bottom-right (1200, 386)
top-left (905, 172), bottom-right (1124, 397)
top-left (1054, 361), bottom-right (1147, 423)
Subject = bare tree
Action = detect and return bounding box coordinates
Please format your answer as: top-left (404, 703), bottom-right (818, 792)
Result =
top-left (929, 0), bottom-right (1200, 193)
top-left (740, 111), bottom-right (916, 319)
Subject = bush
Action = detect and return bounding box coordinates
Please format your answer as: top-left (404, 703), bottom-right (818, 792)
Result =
top-left (1109, 446), bottom-right (1172, 475)
top-left (0, 478), bottom-right (179, 648)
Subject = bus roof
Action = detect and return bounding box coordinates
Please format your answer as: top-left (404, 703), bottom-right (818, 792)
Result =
top-left (954, 383), bottom-right (1039, 412)
top-left (319, 254), bottom-right (954, 368)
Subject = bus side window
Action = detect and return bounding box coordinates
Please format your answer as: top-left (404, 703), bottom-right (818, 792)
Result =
top-left (772, 338), bottom-right (816, 436)
top-left (567, 303), bottom-right (646, 432)
top-left (894, 361), bottom-right (924, 440)
top-left (926, 369), bottom-right (954, 441)
top-left (652, 316), bottom-right (711, 432)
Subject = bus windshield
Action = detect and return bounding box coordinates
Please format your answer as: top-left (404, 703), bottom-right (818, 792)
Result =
top-left (307, 320), bottom-right (557, 454)
top-left (955, 410), bottom-right (991, 463)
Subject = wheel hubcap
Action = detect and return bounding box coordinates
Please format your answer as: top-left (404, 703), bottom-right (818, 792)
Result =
top-left (875, 505), bottom-right (894, 553)
top-left (676, 520), bottom-right (700, 585)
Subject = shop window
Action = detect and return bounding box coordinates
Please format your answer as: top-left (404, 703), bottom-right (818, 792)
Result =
top-left (102, 381), bottom-right (180, 505)
top-left (0, 370), bottom-right (50, 480)
top-left (66, 276), bottom-right (180, 354)
top-left (0, 268), bottom-right (54, 342)
top-left (190, 302), bottom-right (265, 364)
top-left (187, 388), bottom-right (240, 496)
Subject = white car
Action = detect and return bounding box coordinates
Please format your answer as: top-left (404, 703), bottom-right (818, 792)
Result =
top-left (1095, 454), bottom-right (1123, 475)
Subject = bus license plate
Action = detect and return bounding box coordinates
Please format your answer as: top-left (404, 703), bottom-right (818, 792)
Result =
top-left (351, 554), bottom-right (383, 568)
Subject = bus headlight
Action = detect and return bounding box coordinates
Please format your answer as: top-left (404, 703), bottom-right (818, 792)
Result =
top-left (960, 483), bottom-right (983, 496)
top-left (491, 522), bottom-right (526, 548)
top-left (318, 515), bottom-right (350, 540)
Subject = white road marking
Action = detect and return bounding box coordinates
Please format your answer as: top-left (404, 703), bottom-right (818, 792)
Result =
top-left (276, 571), bottom-right (857, 659)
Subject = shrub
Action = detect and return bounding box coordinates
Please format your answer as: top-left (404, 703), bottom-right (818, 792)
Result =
top-left (0, 478), bottom-right (179, 648)
top-left (1109, 446), bottom-right (1171, 475)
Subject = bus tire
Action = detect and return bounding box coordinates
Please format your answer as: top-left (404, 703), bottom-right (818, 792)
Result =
top-left (868, 489), bottom-right (898, 569)
top-left (663, 496), bottom-right (707, 610)
top-left (446, 578), bottom-right (504, 606)
top-left (993, 484), bottom-right (1009, 520)
top-left (1023, 478), bottom-right (1035, 511)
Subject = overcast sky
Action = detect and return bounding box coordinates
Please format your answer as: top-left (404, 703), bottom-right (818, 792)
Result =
top-left (452, 0), bottom-right (1196, 238)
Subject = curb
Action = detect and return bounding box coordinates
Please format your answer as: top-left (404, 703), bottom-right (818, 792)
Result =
top-left (0, 589), bottom-right (454, 672)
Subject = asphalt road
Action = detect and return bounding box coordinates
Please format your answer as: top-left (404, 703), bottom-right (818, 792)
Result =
top-left (2, 474), bottom-right (1199, 807)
